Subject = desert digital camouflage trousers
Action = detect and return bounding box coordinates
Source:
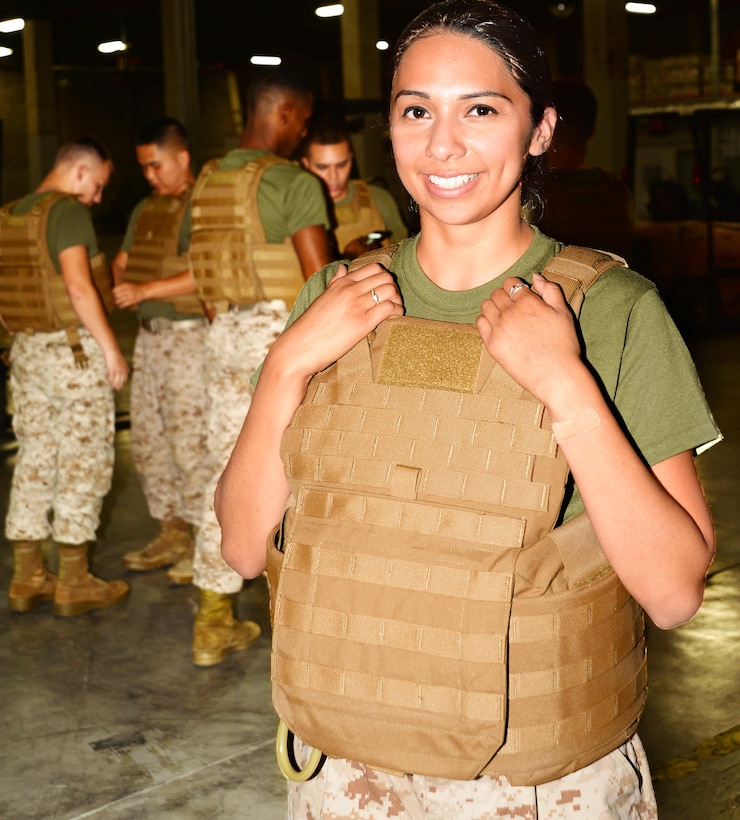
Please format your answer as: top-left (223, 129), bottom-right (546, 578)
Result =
top-left (5, 328), bottom-right (115, 544)
top-left (130, 323), bottom-right (209, 525)
top-left (287, 734), bottom-right (658, 819)
top-left (193, 301), bottom-right (289, 593)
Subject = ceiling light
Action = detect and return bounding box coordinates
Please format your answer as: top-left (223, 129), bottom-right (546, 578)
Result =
top-left (250, 55), bottom-right (282, 66)
top-left (315, 4), bottom-right (344, 18)
top-left (548, 2), bottom-right (576, 18)
top-left (98, 40), bottom-right (128, 54)
top-left (0, 18), bottom-right (25, 33)
top-left (626, 2), bottom-right (657, 12)
top-left (0, 46), bottom-right (13, 58)
top-left (376, 40), bottom-right (389, 51)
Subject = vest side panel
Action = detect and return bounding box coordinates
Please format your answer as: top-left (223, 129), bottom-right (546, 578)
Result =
top-left (0, 193), bottom-right (80, 332)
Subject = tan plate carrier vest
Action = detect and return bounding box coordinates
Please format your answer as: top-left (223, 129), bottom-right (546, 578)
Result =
top-left (267, 245), bottom-right (647, 786)
top-left (334, 180), bottom-right (388, 254)
top-left (189, 155), bottom-right (304, 312)
top-left (0, 191), bottom-right (113, 366)
top-left (124, 188), bottom-right (204, 316)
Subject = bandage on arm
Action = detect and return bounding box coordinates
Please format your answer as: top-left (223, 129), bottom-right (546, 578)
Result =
top-left (551, 407), bottom-right (601, 442)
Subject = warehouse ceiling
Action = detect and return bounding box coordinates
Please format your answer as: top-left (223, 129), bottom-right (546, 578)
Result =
top-left (0, 0), bottom-right (739, 74)
top-left (0, 0), bottom-right (740, 93)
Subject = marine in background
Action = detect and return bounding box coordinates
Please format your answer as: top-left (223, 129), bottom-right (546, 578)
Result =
top-left (300, 122), bottom-right (408, 260)
top-left (112, 117), bottom-right (209, 588)
top-left (537, 79), bottom-right (634, 263)
top-left (1, 137), bottom-right (129, 617)
top-left (187, 71), bottom-right (332, 667)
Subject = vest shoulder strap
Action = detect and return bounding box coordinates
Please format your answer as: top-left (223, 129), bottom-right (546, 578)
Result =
top-left (542, 245), bottom-right (627, 314)
top-left (347, 242), bottom-right (401, 273)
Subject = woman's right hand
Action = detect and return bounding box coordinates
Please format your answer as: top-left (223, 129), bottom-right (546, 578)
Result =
top-left (269, 262), bottom-right (404, 382)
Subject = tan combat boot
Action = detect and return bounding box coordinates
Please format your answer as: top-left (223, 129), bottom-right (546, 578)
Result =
top-left (9, 540), bottom-right (57, 612)
top-left (54, 543), bottom-right (130, 617)
top-left (123, 518), bottom-right (191, 571)
top-left (192, 588), bottom-right (261, 667)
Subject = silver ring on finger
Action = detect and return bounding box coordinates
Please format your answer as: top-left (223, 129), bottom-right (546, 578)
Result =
top-left (370, 288), bottom-right (380, 307)
top-left (509, 282), bottom-right (527, 297)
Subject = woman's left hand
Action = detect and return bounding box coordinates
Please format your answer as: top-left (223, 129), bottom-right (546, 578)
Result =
top-left (475, 272), bottom-right (585, 404)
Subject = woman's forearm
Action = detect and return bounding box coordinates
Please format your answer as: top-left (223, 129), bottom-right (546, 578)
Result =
top-left (549, 373), bottom-right (715, 629)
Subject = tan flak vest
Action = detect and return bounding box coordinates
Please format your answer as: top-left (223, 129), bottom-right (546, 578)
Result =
top-left (189, 155), bottom-right (304, 312)
top-left (0, 191), bottom-right (113, 365)
top-left (267, 246), bottom-right (647, 786)
top-left (124, 188), bottom-right (204, 316)
top-left (334, 180), bottom-right (388, 253)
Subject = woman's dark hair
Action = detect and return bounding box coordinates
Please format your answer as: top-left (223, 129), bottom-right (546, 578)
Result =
top-left (391, 0), bottom-right (553, 221)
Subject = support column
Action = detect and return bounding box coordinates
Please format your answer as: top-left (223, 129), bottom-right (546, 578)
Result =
top-left (161, 0), bottom-right (200, 167)
top-left (340, 0), bottom-right (386, 182)
top-left (23, 20), bottom-right (57, 187)
top-left (582, 0), bottom-right (629, 174)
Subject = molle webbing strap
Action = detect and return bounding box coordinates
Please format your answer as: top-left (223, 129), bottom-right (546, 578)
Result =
top-left (484, 557), bottom-right (646, 783)
top-left (125, 191), bottom-right (203, 315)
top-left (0, 192), bottom-right (83, 333)
top-left (334, 180), bottom-right (387, 253)
top-left (252, 239), bottom-right (307, 309)
top-left (346, 244), bottom-right (398, 273)
top-left (189, 156), bottom-right (304, 310)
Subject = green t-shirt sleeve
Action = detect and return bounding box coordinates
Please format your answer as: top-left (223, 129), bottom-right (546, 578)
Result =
top-left (259, 163), bottom-right (330, 242)
top-left (610, 288), bottom-right (720, 463)
top-left (119, 198), bottom-right (149, 254)
top-left (579, 268), bottom-right (720, 464)
top-left (562, 266), bottom-right (721, 520)
top-left (47, 197), bottom-right (99, 271)
top-left (370, 185), bottom-right (409, 243)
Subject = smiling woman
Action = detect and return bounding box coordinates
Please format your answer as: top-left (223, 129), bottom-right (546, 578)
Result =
top-left (214, 1), bottom-right (720, 816)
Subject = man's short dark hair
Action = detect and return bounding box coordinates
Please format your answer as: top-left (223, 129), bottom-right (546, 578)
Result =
top-left (246, 70), bottom-right (313, 111)
top-left (302, 120), bottom-right (351, 151)
top-left (55, 136), bottom-right (110, 167)
top-left (136, 117), bottom-right (189, 151)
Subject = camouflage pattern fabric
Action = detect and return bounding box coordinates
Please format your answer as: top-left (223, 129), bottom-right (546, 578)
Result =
top-left (130, 325), bottom-right (209, 525)
top-left (287, 734), bottom-right (657, 819)
top-left (5, 328), bottom-right (115, 544)
top-left (193, 300), bottom-right (289, 593)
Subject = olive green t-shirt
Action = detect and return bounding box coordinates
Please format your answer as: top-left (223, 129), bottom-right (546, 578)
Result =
top-left (278, 228), bottom-right (721, 520)
top-left (120, 195), bottom-right (196, 321)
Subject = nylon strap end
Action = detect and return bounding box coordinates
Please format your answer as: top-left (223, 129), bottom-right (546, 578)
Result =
top-left (65, 326), bottom-right (89, 369)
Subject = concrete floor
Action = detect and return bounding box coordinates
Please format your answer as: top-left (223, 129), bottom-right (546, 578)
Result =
top-left (0, 319), bottom-right (738, 819)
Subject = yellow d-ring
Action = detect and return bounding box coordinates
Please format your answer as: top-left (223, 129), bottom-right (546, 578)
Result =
top-left (275, 718), bottom-right (326, 782)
